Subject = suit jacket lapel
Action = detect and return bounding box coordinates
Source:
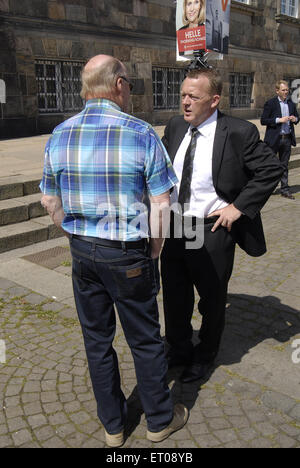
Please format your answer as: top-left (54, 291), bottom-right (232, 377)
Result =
top-left (275, 97), bottom-right (282, 116)
top-left (170, 118), bottom-right (189, 162)
top-left (212, 111), bottom-right (228, 189)
top-left (288, 99), bottom-right (294, 117)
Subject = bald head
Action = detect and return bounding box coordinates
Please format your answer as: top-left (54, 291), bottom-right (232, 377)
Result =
top-left (80, 54), bottom-right (126, 102)
top-left (84, 54), bottom-right (118, 73)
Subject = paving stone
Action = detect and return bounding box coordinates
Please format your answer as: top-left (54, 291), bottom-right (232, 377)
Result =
top-left (27, 414), bottom-right (48, 428)
top-left (214, 428), bottom-right (238, 443)
top-left (262, 390), bottom-right (297, 414)
top-left (249, 437), bottom-right (274, 448)
top-left (48, 413), bottom-right (69, 426)
top-left (23, 293), bottom-right (48, 305)
top-left (41, 436), bottom-right (66, 448)
top-left (273, 433), bottom-right (298, 448)
top-left (12, 429), bottom-right (33, 446)
top-left (7, 416), bottom-right (28, 432)
top-left (0, 435), bottom-right (13, 448)
top-left (194, 433), bottom-right (222, 448)
top-left (289, 404), bottom-right (300, 423)
top-left (23, 402), bottom-right (43, 416)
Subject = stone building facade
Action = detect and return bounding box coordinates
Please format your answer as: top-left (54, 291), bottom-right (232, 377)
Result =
top-left (0, 0), bottom-right (300, 138)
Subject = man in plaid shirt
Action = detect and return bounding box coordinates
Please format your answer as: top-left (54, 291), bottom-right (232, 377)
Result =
top-left (40, 55), bottom-right (188, 447)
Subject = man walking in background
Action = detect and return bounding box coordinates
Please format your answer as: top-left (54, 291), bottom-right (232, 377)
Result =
top-left (40, 54), bottom-right (188, 447)
top-left (261, 80), bottom-right (299, 200)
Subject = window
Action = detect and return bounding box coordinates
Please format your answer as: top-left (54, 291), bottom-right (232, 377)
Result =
top-left (152, 67), bottom-right (185, 110)
top-left (229, 73), bottom-right (253, 108)
top-left (35, 60), bottom-right (84, 113)
top-left (235, 0), bottom-right (250, 3)
top-left (281, 0), bottom-right (298, 17)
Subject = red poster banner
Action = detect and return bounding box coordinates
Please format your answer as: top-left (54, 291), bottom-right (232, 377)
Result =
top-left (222, 0), bottom-right (229, 12)
top-left (177, 25), bottom-right (206, 54)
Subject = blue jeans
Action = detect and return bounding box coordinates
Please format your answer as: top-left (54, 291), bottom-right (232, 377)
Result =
top-left (69, 236), bottom-right (173, 434)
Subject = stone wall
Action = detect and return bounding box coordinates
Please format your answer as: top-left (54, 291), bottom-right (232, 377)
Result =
top-left (0, 0), bottom-right (179, 137)
top-left (1, 0), bottom-right (300, 137)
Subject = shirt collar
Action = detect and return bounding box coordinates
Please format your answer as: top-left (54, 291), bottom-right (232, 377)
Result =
top-left (85, 98), bottom-right (121, 111)
top-left (190, 109), bottom-right (218, 138)
top-left (278, 96), bottom-right (288, 104)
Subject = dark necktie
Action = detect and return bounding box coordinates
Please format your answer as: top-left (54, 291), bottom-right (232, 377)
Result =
top-left (178, 127), bottom-right (199, 211)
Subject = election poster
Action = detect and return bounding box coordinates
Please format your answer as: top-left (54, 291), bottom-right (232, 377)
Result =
top-left (176, 0), bottom-right (231, 61)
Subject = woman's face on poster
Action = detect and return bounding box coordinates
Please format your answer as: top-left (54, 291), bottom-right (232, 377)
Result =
top-left (185, 0), bottom-right (201, 25)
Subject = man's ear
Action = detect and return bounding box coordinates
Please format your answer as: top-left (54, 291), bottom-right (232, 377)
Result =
top-left (212, 94), bottom-right (220, 110)
top-left (115, 77), bottom-right (123, 93)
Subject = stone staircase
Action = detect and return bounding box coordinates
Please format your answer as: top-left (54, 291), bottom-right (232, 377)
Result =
top-left (0, 176), bottom-right (63, 254)
top-left (290, 136), bottom-right (300, 169)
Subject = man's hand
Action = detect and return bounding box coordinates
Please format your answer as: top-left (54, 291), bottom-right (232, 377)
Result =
top-left (289, 115), bottom-right (298, 123)
top-left (149, 191), bottom-right (170, 259)
top-left (279, 116), bottom-right (290, 124)
top-left (41, 195), bottom-right (68, 237)
top-left (208, 203), bottom-right (242, 233)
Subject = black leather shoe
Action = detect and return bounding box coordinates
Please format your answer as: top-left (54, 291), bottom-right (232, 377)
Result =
top-left (281, 192), bottom-right (295, 200)
top-left (166, 354), bottom-right (192, 369)
top-left (180, 362), bottom-right (214, 383)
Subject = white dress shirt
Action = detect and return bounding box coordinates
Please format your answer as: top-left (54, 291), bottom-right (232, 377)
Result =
top-left (171, 110), bottom-right (228, 218)
top-left (276, 97), bottom-right (291, 135)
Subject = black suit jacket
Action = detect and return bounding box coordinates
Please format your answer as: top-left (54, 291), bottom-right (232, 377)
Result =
top-left (261, 96), bottom-right (299, 153)
top-left (162, 112), bottom-right (283, 257)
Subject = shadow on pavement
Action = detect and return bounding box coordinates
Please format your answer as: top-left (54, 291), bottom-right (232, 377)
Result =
top-left (125, 293), bottom-right (300, 438)
top-left (273, 184), bottom-right (300, 195)
top-left (219, 293), bottom-right (300, 366)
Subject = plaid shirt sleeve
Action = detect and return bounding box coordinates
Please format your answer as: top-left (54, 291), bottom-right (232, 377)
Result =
top-left (144, 127), bottom-right (178, 196)
top-left (39, 137), bottom-right (61, 197)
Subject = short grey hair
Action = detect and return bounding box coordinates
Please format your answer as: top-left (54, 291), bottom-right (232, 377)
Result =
top-left (80, 57), bottom-right (125, 99)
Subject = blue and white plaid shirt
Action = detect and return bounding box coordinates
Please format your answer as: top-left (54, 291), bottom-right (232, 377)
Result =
top-left (40, 99), bottom-right (177, 241)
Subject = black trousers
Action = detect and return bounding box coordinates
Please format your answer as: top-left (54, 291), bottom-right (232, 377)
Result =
top-left (161, 221), bottom-right (236, 364)
top-left (278, 137), bottom-right (292, 194)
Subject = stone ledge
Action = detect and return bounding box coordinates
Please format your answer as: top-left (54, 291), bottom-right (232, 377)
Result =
top-left (275, 14), bottom-right (300, 27)
top-left (231, 0), bottom-right (264, 15)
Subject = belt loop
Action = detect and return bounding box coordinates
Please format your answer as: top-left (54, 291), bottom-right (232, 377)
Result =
top-left (121, 241), bottom-right (127, 255)
top-left (91, 241), bottom-right (96, 261)
top-left (144, 239), bottom-right (149, 255)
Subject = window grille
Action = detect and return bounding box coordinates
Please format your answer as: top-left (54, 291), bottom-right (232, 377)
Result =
top-left (152, 67), bottom-right (185, 110)
top-left (35, 60), bottom-right (84, 113)
top-left (229, 73), bottom-right (253, 108)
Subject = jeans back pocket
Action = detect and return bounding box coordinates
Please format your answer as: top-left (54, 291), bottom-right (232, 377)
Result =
top-left (109, 258), bottom-right (157, 300)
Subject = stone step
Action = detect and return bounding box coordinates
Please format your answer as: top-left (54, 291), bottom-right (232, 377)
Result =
top-left (0, 193), bottom-right (46, 226)
top-left (0, 215), bottom-right (64, 254)
top-left (0, 176), bottom-right (41, 201)
top-left (289, 153), bottom-right (300, 170)
top-left (291, 144), bottom-right (300, 156)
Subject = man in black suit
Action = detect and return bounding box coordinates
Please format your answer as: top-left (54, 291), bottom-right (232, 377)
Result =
top-left (261, 80), bottom-right (299, 200)
top-left (161, 68), bottom-right (283, 383)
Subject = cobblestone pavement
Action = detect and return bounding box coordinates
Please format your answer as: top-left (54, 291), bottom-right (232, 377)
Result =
top-left (0, 170), bottom-right (300, 449)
